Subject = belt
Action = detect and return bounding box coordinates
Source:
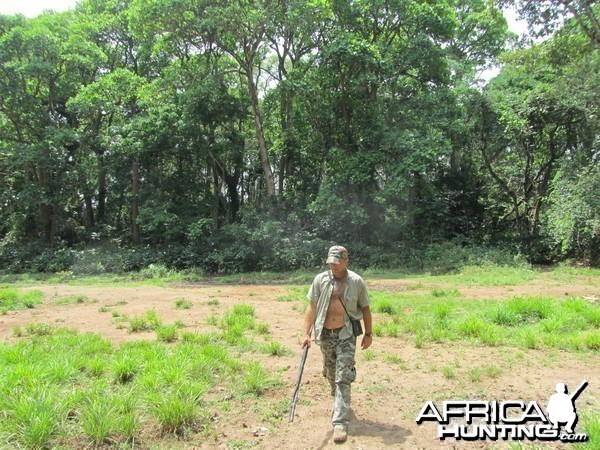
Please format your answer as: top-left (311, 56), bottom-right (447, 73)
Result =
top-left (322, 327), bottom-right (344, 336)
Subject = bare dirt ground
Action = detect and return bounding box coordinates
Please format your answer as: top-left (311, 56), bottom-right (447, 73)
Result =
top-left (0, 277), bottom-right (598, 449)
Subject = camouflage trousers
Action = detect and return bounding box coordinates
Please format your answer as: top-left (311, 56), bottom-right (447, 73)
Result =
top-left (319, 329), bottom-right (357, 427)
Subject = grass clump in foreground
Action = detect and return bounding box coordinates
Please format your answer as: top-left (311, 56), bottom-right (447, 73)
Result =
top-left (0, 306), bottom-right (283, 449)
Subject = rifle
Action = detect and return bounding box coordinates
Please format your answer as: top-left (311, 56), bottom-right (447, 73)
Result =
top-left (570, 380), bottom-right (588, 401)
top-left (288, 332), bottom-right (312, 422)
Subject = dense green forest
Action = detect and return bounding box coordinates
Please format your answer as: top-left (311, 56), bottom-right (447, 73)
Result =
top-left (0, 0), bottom-right (598, 274)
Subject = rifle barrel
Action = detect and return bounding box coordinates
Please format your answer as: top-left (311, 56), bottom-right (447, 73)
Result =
top-left (288, 343), bottom-right (310, 422)
top-left (570, 380), bottom-right (588, 401)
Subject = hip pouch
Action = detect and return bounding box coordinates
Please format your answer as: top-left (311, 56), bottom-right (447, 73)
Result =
top-left (351, 319), bottom-right (363, 337)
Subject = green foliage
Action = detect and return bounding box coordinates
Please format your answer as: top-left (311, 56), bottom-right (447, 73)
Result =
top-left (482, 22), bottom-right (599, 263)
top-left (421, 242), bottom-right (530, 274)
top-left (0, 0), bottom-right (596, 272)
top-left (547, 164), bottom-right (600, 264)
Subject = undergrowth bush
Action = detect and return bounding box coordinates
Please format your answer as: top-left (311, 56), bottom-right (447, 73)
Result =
top-left (421, 242), bottom-right (529, 274)
top-left (0, 230), bottom-right (551, 277)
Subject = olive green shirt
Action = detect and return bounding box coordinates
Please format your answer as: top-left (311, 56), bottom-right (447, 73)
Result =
top-left (307, 269), bottom-right (370, 344)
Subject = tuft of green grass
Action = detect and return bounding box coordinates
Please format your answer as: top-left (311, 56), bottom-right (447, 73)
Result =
top-left (414, 332), bottom-right (426, 348)
top-left (431, 288), bottom-right (460, 297)
top-left (25, 322), bottom-right (54, 336)
top-left (383, 354), bottom-right (409, 370)
top-left (128, 316), bottom-right (152, 332)
top-left (156, 324), bottom-right (179, 343)
top-left (276, 286), bottom-right (307, 302)
top-left (256, 323), bottom-right (270, 335)
top-left (147, 386), bottom-right (200, 435)
top-left (442, 366), bottom-right (455, 379)
top-left (85, 358), bottom-right (106, 377)
top-left (373, 320), bottom-right (401, 337)
top-left (576, 411), bottom-right (599, 450)
top-left (374, 298), bottom-right (396, 315)
top-left (489, 307), bottom-right (521, 327)
top-left (484, 365), bottom-right (502, 378)
top-left (221, 303), bottom-right (256, 335)
top-left (404, 315), bottom-right (430, 334)
top-left (206, 314), bottom-right (219, 326)
top-left (504, 296), bottom-right (553, 323)
top-left (517, 328), bottom-right (539, 350)
top-left (0, 288), bottom-right (43, 312)
top-left (239, 361), bottom-right (277, 397)
top-left (174, 298), bottom-right (192, 309)
top-left (468, 368), bottom-right (483, 382)
top-left (113, 351), bottom-right (142, 384)
top-left (583, 331), bottom-right (600, 350)
top-left (362, 350), bottom-right (376, 360)
top-left (54, 295), bottom-right (87, 305)
top-left (457, 315), bottom-right (487, 338)
top-left (128, 310), bottom-right (162, 333)
top-left (79, 395), bottom-right (118, 445)
top-left (262, 341), bottom-right (290, 356)
top-left (114, 391), bottom-right (141, 442)
top-left (181, 331), bottom-right (215, 345)
top-left (3, 386), bottom-right (61, 449)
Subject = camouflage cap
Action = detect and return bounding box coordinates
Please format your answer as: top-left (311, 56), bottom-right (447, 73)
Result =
top-left (326, 245), bottom-right (348, 264)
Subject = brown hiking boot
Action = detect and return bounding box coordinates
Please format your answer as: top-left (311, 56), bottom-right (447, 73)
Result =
top-left (333, 426), bottom-right (347, 443)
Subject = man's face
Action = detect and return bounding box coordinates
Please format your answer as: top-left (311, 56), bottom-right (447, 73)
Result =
top-left (329, 259), bottom-right (349, 278)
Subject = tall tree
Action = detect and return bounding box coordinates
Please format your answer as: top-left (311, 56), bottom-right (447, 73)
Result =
top-left (0, 11), bottom-right (102, 244)
top-left (70, 0), bottom-right (165, 243)
top-left (480, 28), bottom-right (598, 259)
top-left (499, 0), bottom-right (600, 47)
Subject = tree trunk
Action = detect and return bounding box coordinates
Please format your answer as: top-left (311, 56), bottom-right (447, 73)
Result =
top-left (39, 203), bottom-right (53, 244)
top-left (97, 152), bottom-right (107, 223)
top-left (278, 86), bottom-right (293, 195)
top-left (85, 194), bottom-right (94, 237)
top-left (246, 70), bottom-right (276, 197)
top-left (131, 157), bottom-right (141, 244)
top-left (224, 169), bottom-right (241, 223)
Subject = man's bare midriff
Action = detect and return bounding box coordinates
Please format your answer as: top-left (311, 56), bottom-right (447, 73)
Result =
top-left (324, 278), bottom-right (347, 329)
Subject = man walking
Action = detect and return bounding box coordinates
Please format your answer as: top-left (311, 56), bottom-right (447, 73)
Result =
top-left (300, 245), bottom-right (373, 443)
